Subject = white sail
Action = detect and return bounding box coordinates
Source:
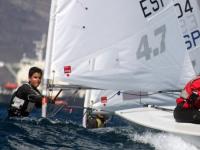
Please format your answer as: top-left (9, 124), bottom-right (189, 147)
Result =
top-left (44, 0), bottom-right (194, 92)
top-left (87, 0), bottom-right (200, 112)
top-left (174, 0), bottom-right (200, 74)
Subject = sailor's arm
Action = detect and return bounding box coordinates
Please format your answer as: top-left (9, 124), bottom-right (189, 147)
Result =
top-left (21, 84), bottom-right (66, 106)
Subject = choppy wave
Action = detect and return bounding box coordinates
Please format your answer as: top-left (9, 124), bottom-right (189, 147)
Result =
top-left (0, 106), bottom-right (198, 150)
top-left (132, 131), bottom-right (198, 150)
top-left (0, 117), bottom-right (148, 150)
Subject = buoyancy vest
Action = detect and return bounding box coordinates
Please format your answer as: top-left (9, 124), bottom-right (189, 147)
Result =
top-left (176, 76), bottom-right (200, 109)
top-left (8, 83), bottom-right (42, 116)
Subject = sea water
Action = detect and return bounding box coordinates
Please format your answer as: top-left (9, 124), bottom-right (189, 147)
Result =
top-left (0, 104), bottom-right (198, 150)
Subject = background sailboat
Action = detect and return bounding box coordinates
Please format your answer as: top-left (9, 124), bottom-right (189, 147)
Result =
top-left (86, 0), bottom-right (200, 114)
top-left (43, 0), bottom-right (200, 147)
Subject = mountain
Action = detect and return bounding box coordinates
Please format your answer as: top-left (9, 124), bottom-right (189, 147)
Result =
top-left (0, 0), bottom-right (51, 84)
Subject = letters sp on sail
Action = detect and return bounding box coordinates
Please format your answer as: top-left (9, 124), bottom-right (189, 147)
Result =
top-left (174, 0), bottom-right (200, 74)
top-left (44, 0), bottom-right (195, 92)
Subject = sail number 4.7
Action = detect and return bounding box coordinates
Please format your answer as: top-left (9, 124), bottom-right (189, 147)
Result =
top-left (137, 25), bottom-right (166, 60)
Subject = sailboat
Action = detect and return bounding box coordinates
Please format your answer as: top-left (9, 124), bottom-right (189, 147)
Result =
top-left (43, 0), bottom-right (200, 147)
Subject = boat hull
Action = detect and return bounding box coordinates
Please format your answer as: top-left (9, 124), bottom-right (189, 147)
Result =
top-left (115, 106), bottom-right (200, 148)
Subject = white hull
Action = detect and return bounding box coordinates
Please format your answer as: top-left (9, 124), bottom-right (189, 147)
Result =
top-left (115, 106), bottom-right (200, 148)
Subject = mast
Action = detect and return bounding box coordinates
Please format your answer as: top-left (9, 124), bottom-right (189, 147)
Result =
top-left (82, 59), bottom-right (95, 128)
top-left (42, 0), bottom-right (57, 118)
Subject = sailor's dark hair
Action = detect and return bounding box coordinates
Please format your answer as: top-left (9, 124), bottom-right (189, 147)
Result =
top-left (28, 67), bottom-right (43, 78)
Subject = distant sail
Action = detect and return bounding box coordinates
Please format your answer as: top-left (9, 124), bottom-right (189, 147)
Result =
top-left (174, 0), bottom-right (200, 74)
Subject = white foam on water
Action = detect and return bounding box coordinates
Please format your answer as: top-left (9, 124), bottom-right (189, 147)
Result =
top-left (131, 132), bottom-right (198, 150)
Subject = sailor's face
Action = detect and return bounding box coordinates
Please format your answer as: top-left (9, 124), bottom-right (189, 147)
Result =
top-left (29, 72), bottom-right (42, 88)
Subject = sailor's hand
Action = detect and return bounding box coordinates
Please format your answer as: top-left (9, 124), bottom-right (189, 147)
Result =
top-left (46, 97), bottom-right (55, 104)
top-left (194, 96), bottom-right (200, 109)
top-left (54, 100), bottom-right (67, 105)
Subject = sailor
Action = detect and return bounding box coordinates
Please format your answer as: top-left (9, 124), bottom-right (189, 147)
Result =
top-left (174, 75), bottom-right (200, 123)
top-left (8, 66), bottom-right (65, 117)
top-left (96, 114), bottom-right (106, 128)
top-left (86, 113), bottom-right (106, 128)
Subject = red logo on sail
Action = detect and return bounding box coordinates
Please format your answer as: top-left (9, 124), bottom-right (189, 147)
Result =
top-left (101, 96), bottom-right (107, 106)
top-left (64, 66), bottom-right (71, 77)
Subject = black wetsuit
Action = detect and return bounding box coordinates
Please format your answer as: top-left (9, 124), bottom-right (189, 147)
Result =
top-left (174, 104), bottom-right (200, 124)
top-left (8, 83), bottom-right (42, 117)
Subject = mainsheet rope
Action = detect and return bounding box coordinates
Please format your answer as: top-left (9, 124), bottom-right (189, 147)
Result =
top-left (47, 88), bottom-right (181, 117)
